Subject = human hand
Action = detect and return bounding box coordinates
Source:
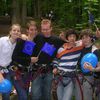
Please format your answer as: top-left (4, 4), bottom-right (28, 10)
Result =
top-left (0, 73), bottom-right (4, 83)
top-left (53, 68), bottom-right (58, 75)
top-left (31, 57), bottom-right (38, 63)
top-left (96, 28), bottom-right (100, 38)
top-left (84, 62), bottom-right (93, 71)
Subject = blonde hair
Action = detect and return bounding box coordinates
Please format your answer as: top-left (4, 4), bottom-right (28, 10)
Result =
top-left (10, 24), bottom-right (21, 31)
top-left (9, 24), bottom-right (21, 37)
top-left (26, 20), bottom-right (37, 29)
top-left (41, 19), bottom-right (52, 27)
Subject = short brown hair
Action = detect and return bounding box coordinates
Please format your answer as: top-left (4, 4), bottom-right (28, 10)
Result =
top-left (26, 20), bottom-right (37, 29)
top-left (65, 29), bottom-right (78, 40)
top-left (41, 19), bottom-right (52, 27)
top-left (80, 29), bottom-right (93, 39)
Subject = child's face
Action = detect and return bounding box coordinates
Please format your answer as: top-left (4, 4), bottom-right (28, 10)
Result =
top-left (67, 34), bottom-right (76, 43)
top-left (27, 26), bottom-right (37, 36)
top-left (10, 25), bottom-right (21, 40)
top-left (82, 35), bottom-right (92, 46)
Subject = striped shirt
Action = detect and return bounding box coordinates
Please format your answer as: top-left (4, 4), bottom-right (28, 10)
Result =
top-left (53, 43), bottom-right (83, 72)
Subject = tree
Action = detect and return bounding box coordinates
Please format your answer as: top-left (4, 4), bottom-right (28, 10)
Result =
top-left (12, 0), bottom-right (20, 24)
top-left (21, 0), bottom-right (27, 26)
top-left (0, 0), bottom-right (100, 29)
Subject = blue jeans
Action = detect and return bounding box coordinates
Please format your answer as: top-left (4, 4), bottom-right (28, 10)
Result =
top-left (82, 76), bottom-right (94, 100)
top-left (9, 70), bottom-right (30, 100)
top-left (75, 75), bottom-right (94, 100)
top-left (2, 73), bottom-right (11, 100)
top-left (57, 77), bottom-right (74, 100)
top-left (31, 72), bottom-right (53, 100)
top-left (74, 75), bottom-right (83, 100)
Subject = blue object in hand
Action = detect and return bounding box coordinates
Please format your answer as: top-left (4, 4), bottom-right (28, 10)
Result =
top-left (0, 79), bottom-right (12, 93)
top-left (81, 53), bottom-right (98, 73)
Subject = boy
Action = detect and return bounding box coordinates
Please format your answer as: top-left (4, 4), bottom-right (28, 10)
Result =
top-left (79, 29), bottom-right (99, 100)
top-left (53, 29), bottom-right (83, 100)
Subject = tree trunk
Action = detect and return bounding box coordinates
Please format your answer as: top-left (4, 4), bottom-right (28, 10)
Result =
top-left (12, 0), bottom-right (20, 24)
top-left (37, 0), bottom-right (41, 18)
top-left (33, 0), bottom-right (37, 18)
top-left (21, 0), bottom-right (27, 26)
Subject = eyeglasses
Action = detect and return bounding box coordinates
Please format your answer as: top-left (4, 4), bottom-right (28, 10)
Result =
top-left (41, 29), bottom-right (51, 32)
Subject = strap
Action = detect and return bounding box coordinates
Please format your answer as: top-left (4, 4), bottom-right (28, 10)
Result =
top-left (57, 45), bottom-right (83, 58)
top-left (0, 66), bottom-right (9, 73)
top-left (75, 75), bottom-right (84, 100)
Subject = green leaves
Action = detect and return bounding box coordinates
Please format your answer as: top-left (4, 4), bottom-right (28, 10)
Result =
top-left (0, 0), bottom-right (100, 29)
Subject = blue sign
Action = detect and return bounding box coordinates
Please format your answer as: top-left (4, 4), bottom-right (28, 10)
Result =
top-left (41, 42), bottom-right (56, 56)
top-left (89, 13), bottom-right (94, 24)
top-left (23, 41), bottom-right (36, 56)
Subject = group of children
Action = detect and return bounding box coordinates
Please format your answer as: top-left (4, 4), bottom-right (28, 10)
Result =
top-left (0, 19), bottom-right (100, 100)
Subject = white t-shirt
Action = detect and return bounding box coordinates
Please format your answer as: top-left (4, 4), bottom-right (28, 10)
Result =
top-left (0, 36), bottom-right (16, 67)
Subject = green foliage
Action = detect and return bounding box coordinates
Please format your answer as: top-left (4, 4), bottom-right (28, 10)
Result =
top-left (75, 0), bottom-right (100, 30)
top-left (0, 0), bottom-right (100, 30)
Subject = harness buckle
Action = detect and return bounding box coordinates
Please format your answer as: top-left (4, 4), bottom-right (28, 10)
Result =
top-left (9, 65), bottom-right (18, 71)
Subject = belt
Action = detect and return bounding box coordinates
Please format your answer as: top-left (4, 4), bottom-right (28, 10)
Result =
top-left (33, 63), bottom-right (50, 70)
top-left (58, 70), bottom-right (76, 77)
top-left (33, 63), bottom-right (53, 73)
top-left (0, 66), bottom-right (9, 73)
top-left (34, 63), bottom-right (47, 67)
top-left (83, 73), bottom-right (92, 76)
top-left (8, 65), bottom-right (18, 71)
top-left (9, 64), bottom-right (30, 72)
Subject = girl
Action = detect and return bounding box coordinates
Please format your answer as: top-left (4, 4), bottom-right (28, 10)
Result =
top-left (0, 24), bottom-right (21, 100)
